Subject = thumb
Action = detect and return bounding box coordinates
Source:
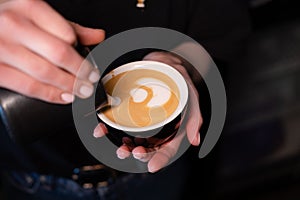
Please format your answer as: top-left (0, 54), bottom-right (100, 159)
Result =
top-left (70, 22), bottom-right (105, 45)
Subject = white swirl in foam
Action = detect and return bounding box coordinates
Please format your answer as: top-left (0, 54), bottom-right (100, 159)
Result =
top-left (130, 88), bottom-right (147, 103)
top-left (133, 78), bottom-right (171, 107)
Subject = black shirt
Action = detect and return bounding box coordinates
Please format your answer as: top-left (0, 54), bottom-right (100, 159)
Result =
top-left (0, 0), bottom-right (251, 175)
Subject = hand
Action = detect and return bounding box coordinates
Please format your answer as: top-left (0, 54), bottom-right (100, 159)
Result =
top-left (94, 51), bottom-right (202, 173)
top-left (0, 0), bottom-right (105, 104)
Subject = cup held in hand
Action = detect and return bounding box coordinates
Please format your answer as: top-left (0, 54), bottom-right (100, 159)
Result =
top-left (96, 61), bottom-right (188, 148)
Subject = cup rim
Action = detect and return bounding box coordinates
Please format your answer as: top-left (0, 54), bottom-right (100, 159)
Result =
top-left (97, 60), bottom-right (188, 132)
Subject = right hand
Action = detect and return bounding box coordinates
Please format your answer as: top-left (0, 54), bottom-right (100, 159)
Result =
top-left (0, 0), bottom-right (105, 104)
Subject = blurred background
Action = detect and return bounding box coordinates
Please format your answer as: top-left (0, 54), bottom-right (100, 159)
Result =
top-left (184, 0), bottom-right (300, 199)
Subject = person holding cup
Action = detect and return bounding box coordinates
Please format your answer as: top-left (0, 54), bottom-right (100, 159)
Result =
top-left (0, 0), bottom-right (251, 199)
top-left (93, 54), bottom-right (202, 172)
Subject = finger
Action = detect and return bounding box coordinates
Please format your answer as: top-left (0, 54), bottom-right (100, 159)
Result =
top-left (4, 14), bottom-right (99, 87)
top-left (171, 64), bottom-right (202, 145)
top-left (144, 60), bottom-right (189, 94)
top-left (172, 64), bottom-right (189, 79)
top-left (148, 150), bottom-right (170, 173)
top-left (116, 145), bottom-right (131, 159)
top-left (18, 25), bottom-right (92, 80)
top-left (144, 51), bottom-right (202, 146)
top-left (143, 52), bottom-right (182, 65)
top-left (144, 56), bottom-right (178, 68)
top-left (0, 39), bottom-right (96, 99)
top-left (147, 131), bottom-right (185, 173)
top-left (186, 81), bottom-right (202, 146)
top-left (134, 137), bottom-right (147, 146)
top-left (20, 0), bottom-right (77, 44)
top-left (0, 41), bottom-right (76, 92)
top-left (143, 56), bottom-right (174, 66)
top-left (93, 123), bottom-right (108, 138)
top-left (0, 8), bottom-right (100, 100)
top-left (175, 120), bottom-right (182, 129)
top-left (0, 63), bottom-right (73, 104)
top-left (146, 135), bottom-right (174, 147)
top-left (122, 137), bottom-right (135, 147)
top-left (71, 22), bottom-right (105, 45)
top-left (132, 146), bottom-right (155, 162)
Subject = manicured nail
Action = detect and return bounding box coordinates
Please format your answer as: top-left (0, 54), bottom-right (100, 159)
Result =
top-left (61, 93), bottom-right (75, 103)
top-left (148, 164), bottom-right (159, 173)
top-left (116, 149), bottom-right (129, 159)
top-left (88, 70), bottom-right (100, 83)
top-left (93, 129), bottom-right (102, 138)
top-left (93, 124), bottom-right (108, 138)
top-left (117, 151), bottom-right (127, 159)
top-left (79, 84), bottom-right (94, 97)
top-left (133, 153), bottom-right (144, 159)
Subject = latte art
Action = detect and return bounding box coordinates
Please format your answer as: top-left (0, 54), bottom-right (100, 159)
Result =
top-left (102, 69), bottom-right (180, 127)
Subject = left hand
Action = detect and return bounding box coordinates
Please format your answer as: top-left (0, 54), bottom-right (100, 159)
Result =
top-left (93, 51), bottom-right (202, 173)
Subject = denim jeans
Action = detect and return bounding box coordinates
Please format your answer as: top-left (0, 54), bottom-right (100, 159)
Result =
top-left (0, 160), bottom-right (189, 200)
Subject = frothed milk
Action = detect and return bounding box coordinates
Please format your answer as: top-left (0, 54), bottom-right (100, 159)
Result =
top-left (102, 69), bottom-right (180, 128)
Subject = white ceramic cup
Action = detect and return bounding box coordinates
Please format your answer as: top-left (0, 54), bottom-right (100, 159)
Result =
top-left (97, 60), bottom-right (188, 147)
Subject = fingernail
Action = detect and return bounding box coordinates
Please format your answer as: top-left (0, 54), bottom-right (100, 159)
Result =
top-left (61, 93), bottom-right (75, 103)
top-left (79, 84), bottom-right (94, 97)
top-left (117, 151), bottom-right (126, 159)
top-left (148, 164), bottom-right (159, 173)
top-left (133, 153), bottom-right (144, 159)
top-left (93, 129), bottom-right (101, 138)
top-left (116, 149), bottom-right (129, 159)
top-left (88, 70), bottom-right (100, 83)
top-left (93, 124), bottom-right (106, 138)
top-left (93, 131), bottom-right (100, 138)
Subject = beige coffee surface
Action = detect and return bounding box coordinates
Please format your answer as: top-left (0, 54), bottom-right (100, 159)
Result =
top-left (102, 69), bottom-right (180, 127)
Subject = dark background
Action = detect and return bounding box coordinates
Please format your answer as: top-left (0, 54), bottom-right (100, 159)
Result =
top-left (183, 0), bottom-right (300, 199)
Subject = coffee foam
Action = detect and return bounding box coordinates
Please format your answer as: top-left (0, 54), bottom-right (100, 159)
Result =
top-left (131, 78), bottom-right (171, 107)
top-left (102, 69), bottom-right (180, 128)
top-left (130, 88), bottom-right (148, 103)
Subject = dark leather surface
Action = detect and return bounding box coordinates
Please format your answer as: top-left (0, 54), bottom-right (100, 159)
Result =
top-left (0, 89), bottom-right (75, 145)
